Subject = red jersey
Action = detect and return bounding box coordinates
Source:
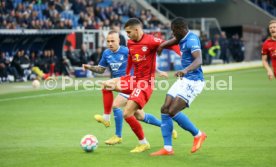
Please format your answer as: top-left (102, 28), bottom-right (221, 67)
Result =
top-left (126, 34), bottom-right (179, 83)
top-left (262, 38), bottom-right (276, 71)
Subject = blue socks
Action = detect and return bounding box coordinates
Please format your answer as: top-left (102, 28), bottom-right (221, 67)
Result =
top-left (143, 113), bottom-right (162, 127)
top-left (172, 112), bottom-right (199, 136)
top-left (161, 114), bottom-right (173, 146)
top-left (113, 108), bottom-right (123, 137)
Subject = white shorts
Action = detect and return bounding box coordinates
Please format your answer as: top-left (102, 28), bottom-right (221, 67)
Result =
top-left (167, 78), bottom-right (205, 107)
top-left (119, 93), bottom-right (129, 99)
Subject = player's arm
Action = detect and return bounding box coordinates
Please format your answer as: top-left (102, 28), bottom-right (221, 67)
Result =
top-left (125, 54), bottom-right (133, 75)
top-left (262, 54), bottom-right (274, 80)
top-left (157, 37), bottom-right (180, 56)
top-left (175, 50), bottom-right (202, 77)
top-left (82, 64), bottom-right (106, 74)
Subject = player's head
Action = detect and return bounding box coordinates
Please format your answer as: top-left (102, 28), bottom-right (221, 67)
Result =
top-left (269, 19), bottom-right (276, 39)
top-left (106, 30), bottom-right (120, 52)
top-left (171, 17), bottom-right (189, 41)
top-left (124, 18), bottom-right (143, 41)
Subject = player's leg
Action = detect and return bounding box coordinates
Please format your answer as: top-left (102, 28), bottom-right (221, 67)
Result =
top-left (169, 79), bottom-right (206, 153)
top-left (94, 89), bottom-right (113, 127)
top-left (150, 95), bottom-right (175, 156)
top-left (135, 109), bottom-right (161, 127)
top-left (94, 77), bottom-right (124, 127)
top-left (105, 94), bottom-right (127, 145)
top-left (134, 109), bottom-right (178, 139)
top-left (124, 100), bottom-right (150, 153)
top-left (168, 96), bottom-right (206, 153)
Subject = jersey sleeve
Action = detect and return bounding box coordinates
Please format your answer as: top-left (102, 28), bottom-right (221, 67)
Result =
top-left (98, 51), bottom-right (108, 67)
top-left (261, 41), bottom-right (268, 56)
top-left (125, 54), bottom-right (133, 75)
top-left (187, 37), bottom-right (201, 53)
top-left (150, 36), bottom-right (181, 56)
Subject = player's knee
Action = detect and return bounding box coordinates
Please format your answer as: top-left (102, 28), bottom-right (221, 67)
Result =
top-left (123, 108), bottom-right (132, 118)
top-left (123, 111), bottom-right (131, 118)
top-left (134, 112), bottom-right (143, 121)
top-left (168, 110), bottom-right (176, 117)
top-left (161, 105), bottom-right (169, 114)
top-left (112, 101), bottom-right (120, 108)
top-left (168, 108), bottom-right (180, 117)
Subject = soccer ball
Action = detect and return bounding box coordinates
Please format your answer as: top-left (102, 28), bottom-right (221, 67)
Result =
top-left (80, 134), bottom-right (98, 152)
top-left (32, 80), bottom-right (40, 89)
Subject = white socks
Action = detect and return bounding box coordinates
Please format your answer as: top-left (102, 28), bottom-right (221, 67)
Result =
top-left (194, 130), bottom-right (202, 138)
top-left (139, 138), bottom-right (148, 145)
top-left (103, 114), bottom-right (110, 121)
top-left (164, 145), bottom-right (172, 151)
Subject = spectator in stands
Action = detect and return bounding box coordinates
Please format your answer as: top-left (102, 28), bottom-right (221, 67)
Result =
top-left (89, 47), bottom-right (102, 66)
top-left (49, 49), bottom-right (59, 76)
top-left (0, 51), bottom-right (8, 82)
top-left (219, 31), bottom-right (229, 64)
top-left (11, 49), bottom-right (30, 81)
top-left (229, 34), bottom-right (244, 62)
top-left (111, 22), bottom-right (126, 46)
top-left (66, 46), bottom-right (81, 66)
top-left (200, 34), bottom-right (212, 65)
top-left (79, 44), bottom-right (89, 65)
top-left (0, 51), bottom-right (20, 82)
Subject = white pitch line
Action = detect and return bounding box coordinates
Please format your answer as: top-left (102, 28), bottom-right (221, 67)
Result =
top-left (0, 89), bottom-right (89, 102)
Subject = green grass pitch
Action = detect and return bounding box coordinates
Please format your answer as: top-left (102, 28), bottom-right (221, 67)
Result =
top-left (0, 68), bottom-right (275, 167)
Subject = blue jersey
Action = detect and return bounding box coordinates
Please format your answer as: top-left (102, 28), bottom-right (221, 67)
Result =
top-left (179, 31), bottom-right (204, 81)
top-left (98, 46), bottom-right (129, 78)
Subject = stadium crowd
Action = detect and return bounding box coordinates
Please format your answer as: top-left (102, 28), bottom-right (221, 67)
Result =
top-left (0, 0), bottom-right (166, 30)
top-left (0, 0), bottom-right (245, 83)
top-left (250, 0), bottom-right (276, 16)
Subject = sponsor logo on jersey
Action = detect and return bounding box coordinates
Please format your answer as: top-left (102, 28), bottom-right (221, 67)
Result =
top-left (133, 54), bottom-right (146, 62)
top-left (110, 63), bottom-right (122, 71)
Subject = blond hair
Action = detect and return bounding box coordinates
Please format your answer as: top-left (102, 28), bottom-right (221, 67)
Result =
top-left (269, 19), bottom-right (276, 26)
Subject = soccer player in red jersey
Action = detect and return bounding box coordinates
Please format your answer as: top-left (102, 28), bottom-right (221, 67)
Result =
top-left (262, 19), bottom-right (276, 80)
top-left (99, 18), bottom-right (180, 153)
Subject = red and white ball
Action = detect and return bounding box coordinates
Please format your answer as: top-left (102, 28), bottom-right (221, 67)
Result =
top-left (80, 134), bottom-right (98, 152)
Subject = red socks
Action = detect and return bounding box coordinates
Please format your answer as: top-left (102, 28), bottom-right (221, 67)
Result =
top-left (102, 89), bottom-right (113, 115)
top-left (125, 116), bottom-right (144, 140)
top-left (49, 64), bottom-right (55, 76)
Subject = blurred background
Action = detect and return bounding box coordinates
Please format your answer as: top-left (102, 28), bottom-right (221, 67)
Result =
top-left (0, 0), bottom-right (275, 82)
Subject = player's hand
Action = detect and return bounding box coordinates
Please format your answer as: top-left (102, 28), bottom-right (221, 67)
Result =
top-left (157, 46), bottom-right (163, 56)
top-left (82, 64), bottom-right (91, 71)
top-left (158, 71), bottom-right (168, 79)
top-left (174, 69), bottom-right (188, 79)
top-left (267, 70), bottom-right (274, 80)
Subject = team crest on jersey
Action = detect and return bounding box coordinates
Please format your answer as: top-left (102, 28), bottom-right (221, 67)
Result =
top-left (110, 63), bottom-right (122, 71)
top-left (133, 54), bottom-right (146, 62)
top-left (142, 46), bottom-right (148, 52)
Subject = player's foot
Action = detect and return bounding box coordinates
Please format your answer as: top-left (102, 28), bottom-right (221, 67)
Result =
top-left (94, 114), bottom-right (110, 127)
top-left (172, 129), bottom-right (178, 139)
top-left (130, 143), bottom-right (150, 153)
top-left (150, 148), bottom-right (174, 156)
top-left (105, 135), bottom-right (122, 145)
top-left (191, 132), bottom-right (207, 153)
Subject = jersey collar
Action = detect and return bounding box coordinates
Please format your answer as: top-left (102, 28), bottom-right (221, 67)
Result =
top-left (112, 46), bottom-right (121, 53)
top-left (180, 30), bottom-right (191, 43)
